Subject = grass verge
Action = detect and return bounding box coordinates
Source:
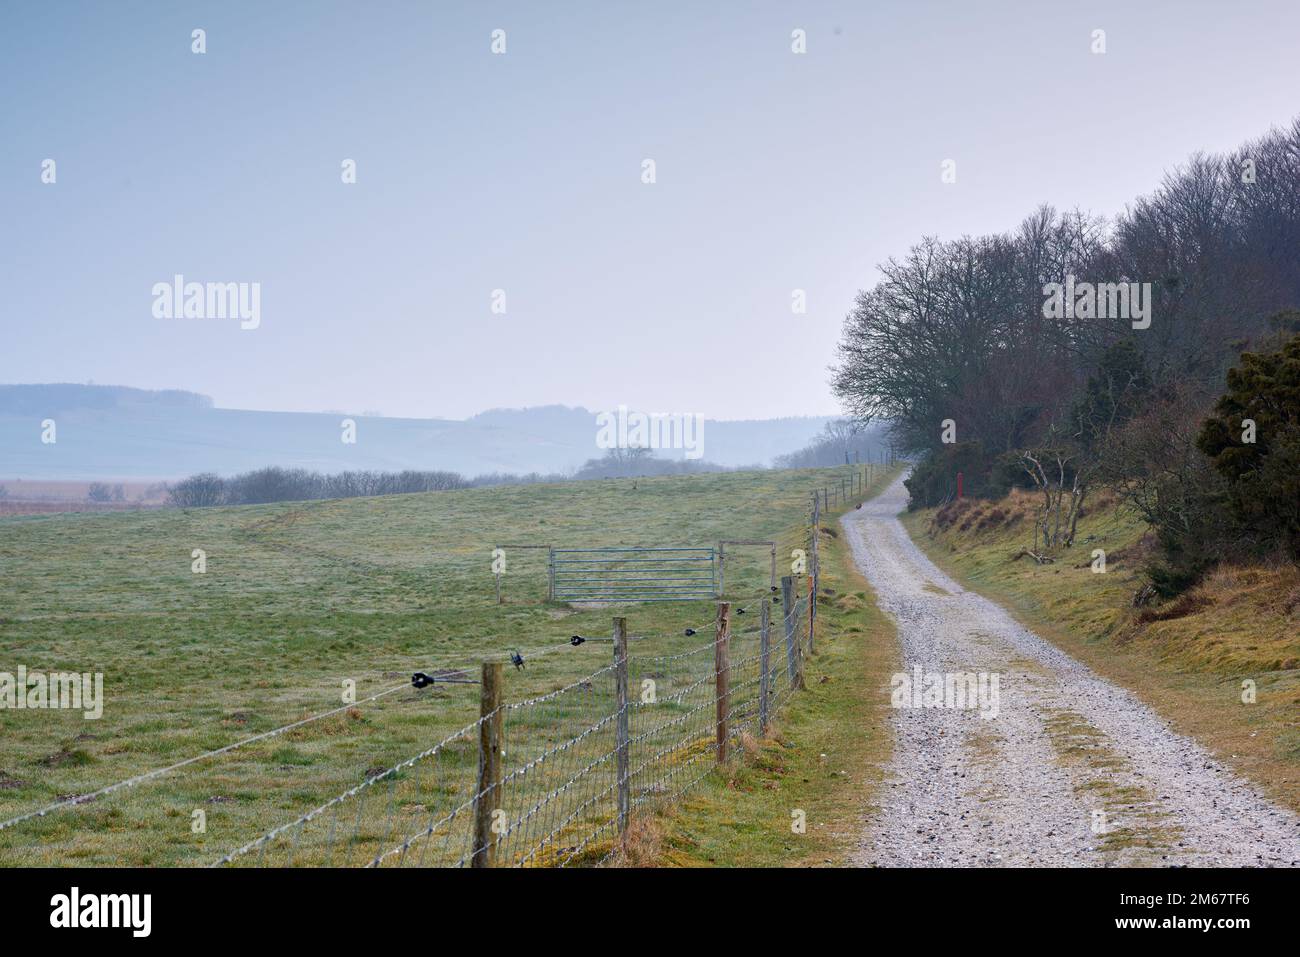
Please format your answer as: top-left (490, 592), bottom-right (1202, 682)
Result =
top-left (648, 476), bottom-right (900, 866)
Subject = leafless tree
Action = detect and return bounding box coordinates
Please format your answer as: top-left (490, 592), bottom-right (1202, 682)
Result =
top-left (87, 482), bottom-right (114, 504)
top-left (167, 473), bottom-right (227, 507)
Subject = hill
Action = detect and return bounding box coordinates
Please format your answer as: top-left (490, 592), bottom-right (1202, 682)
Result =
top-left (0, 384), bottom-right (841, 481)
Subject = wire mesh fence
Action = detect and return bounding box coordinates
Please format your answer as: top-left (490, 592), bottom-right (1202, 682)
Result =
top-left (0, 465), bottom-right (886, 867)
top-left (215, 684), bottom-right (484, 868)
top-left (215, 594), bottom-right (812, 868)
top-left (204, 466), bottom-right (875, 868)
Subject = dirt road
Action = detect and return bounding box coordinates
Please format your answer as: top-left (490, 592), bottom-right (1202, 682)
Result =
top-left (844, 474), bottom-right (1299, 867)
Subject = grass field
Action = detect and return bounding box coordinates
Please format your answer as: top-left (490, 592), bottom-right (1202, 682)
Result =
top-left (903, 491), bottom-right (1300, 816)
top-left (0, 465), bottom-right (888, 866)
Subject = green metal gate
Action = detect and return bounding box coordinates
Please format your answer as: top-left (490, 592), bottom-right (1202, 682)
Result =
top-left (548, 547), bottom-right (718, 602)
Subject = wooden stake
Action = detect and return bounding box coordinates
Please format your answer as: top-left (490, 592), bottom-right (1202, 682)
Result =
top-left (714, 602), bottom-right (731, 764)
top-left (758, 599), bottom-right (772, 736)
top-left (781, 576), bottom-right (802, 690)
top-left (472, 661), bottom-right (504, 868)
top-left (807, 575), bottom-right (816, 656)
top-left (613, 617), bottom-right (630, 838)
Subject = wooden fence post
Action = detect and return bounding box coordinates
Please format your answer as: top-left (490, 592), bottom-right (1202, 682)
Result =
top-left (758, 599), bottom-right (772, 736)
top-left (714, 602), bottom-right (731, 764)
top-left (780, 576), bottom-right (802, 689)
top-left (472, 661), bottom-right (505, 868)
top-left (811, 497), bottom-right (820, 640)
top-left (613, 617), bottom-right (630, 839)
top-left (546, 547), bottom-right (555, 601)
top-left (811, 500), bottom-right (820, 568)
top-left (807, 575), bottom-right (816, 656)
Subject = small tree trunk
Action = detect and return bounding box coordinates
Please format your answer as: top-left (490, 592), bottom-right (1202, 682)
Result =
top-left (1065, 483), bottom-right (1086, 546)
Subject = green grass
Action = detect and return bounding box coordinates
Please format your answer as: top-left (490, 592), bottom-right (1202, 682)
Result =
top-left (649, 478), bottom-right (900, 867)
top-left (0, 465), bottom-right (886, 866)
top-left (902, 491), bottom-right (1300, 816)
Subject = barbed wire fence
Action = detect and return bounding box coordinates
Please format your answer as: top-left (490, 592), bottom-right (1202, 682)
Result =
top-left (0, 464), bottom-right (894, 865)
top-left (214, 464), bottom-right (890, 868)
top-left (215, 596), bottom-right (811, 868)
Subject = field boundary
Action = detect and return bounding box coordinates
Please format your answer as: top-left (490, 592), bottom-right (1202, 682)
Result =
top-left (1, 464), bottom-right (894, 867)
top-left (215, 465), bottom-right (892, 867)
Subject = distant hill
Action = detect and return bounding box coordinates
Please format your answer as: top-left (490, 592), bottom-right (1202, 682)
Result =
top-left (0, 384), bottom-right (837, 480)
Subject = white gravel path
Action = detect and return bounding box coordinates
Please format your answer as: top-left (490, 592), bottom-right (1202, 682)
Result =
top-left (846, 473), bottom-right (1300, 867)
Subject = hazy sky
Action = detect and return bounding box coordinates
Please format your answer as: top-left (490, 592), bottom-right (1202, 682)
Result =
top-left (3, 0), bottom-right (1298, 421)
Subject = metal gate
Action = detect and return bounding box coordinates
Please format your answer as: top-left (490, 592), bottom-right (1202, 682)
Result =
top-left (548, 547), bottom-right (718, 602)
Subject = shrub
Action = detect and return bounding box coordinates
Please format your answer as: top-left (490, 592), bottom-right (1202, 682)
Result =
top-left (904, 442), bottom-right (1013, 509)
top-left (1196, 330), bottom-right (1300, 561)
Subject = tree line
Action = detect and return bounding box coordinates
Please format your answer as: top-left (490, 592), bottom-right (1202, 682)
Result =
top-left (832, 118), bottom-right (1300, 593)
top-left (166, 449), bottom-right (740, 507)
top-left (772, 419), bottom-right (891, 468)
top-left (168, 468), bottom-right (472, 506)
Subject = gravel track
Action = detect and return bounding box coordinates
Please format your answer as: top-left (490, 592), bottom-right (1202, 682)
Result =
top-left (845, 474), bottom-right (1299, 867)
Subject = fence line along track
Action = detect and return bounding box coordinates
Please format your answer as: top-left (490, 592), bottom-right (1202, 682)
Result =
top-left (3, 464), bottom-right (884, 865)
top-left (221, 595), bottom-right (812, 868)
top-left (219, 464), bottom-right (885, 868)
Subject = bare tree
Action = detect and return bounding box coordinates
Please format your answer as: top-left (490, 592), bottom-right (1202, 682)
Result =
top-left (167, 473), bottom-right (227, 507)
top-left (87, 482), bottom-right (113, 504)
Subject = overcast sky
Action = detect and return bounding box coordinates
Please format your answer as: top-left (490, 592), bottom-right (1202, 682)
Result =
top-left (3, 0), bottom-right (1298, 421)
